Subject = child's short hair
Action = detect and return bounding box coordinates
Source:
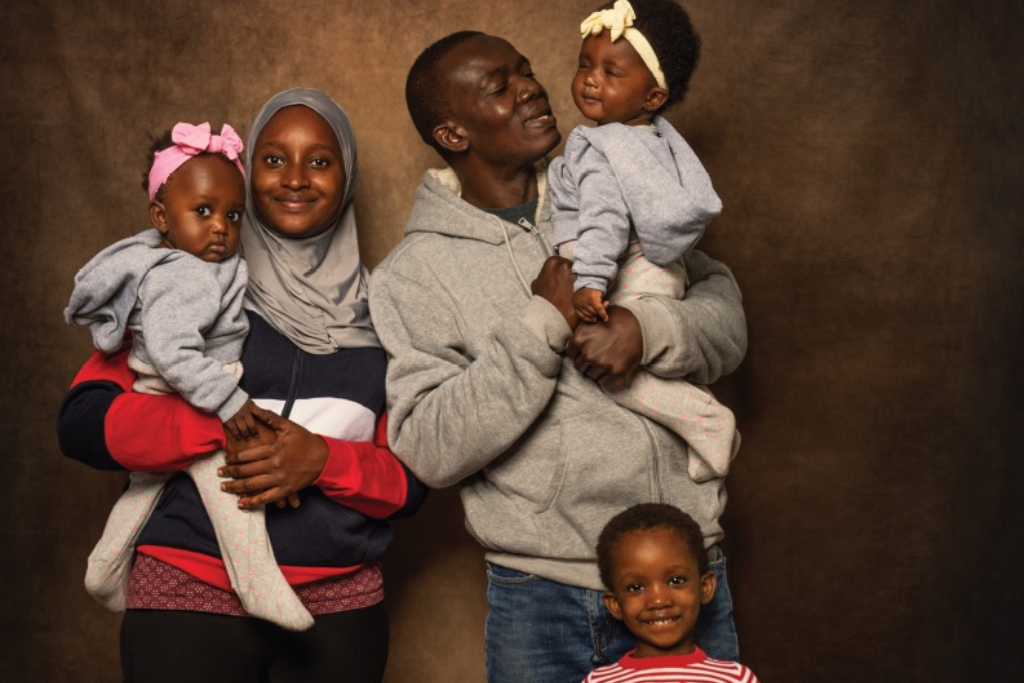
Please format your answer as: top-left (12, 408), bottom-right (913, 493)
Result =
top-left (601, 0), bottom-right (702, 110)
top-left (141, 129), bottom-right (175, 199)
top-left (597, 503), bottom-right (708, 589)
top-left (406, 30), bottom-right (484, 156)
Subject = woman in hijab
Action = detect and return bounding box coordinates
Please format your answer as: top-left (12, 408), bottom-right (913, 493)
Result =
top-left (57, 88), bottom-right (427, 683)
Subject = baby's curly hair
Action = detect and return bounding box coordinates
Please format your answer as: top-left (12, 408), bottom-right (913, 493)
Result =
top-left (596, 503), bottom-right (707, 590)
top-left (599, 0), bottom-right (702, 111)
top-left (141, 129), bottom-right (175, 200)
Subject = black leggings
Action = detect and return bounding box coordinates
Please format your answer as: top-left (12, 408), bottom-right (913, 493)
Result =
top-left (120, 603), bottom-right (388, 683)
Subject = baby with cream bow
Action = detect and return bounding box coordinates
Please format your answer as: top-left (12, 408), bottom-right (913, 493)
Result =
top-left (548, 0), bottom-right (741, 484)
top-left (65, 121), bottom-right (314, 631)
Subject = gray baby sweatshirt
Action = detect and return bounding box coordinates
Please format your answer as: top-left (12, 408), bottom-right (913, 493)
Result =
top-left (65, 228), bottom-right (249, 421)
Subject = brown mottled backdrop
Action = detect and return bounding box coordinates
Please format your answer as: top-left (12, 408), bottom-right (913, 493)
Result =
top-left (2, 0), bottom-right (1022, 680)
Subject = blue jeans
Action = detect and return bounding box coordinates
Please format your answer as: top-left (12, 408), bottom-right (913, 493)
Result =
top-left (484, 548), bottom-right (738, 683)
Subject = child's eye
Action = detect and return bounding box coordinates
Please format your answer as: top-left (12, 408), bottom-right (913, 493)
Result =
top-left (668, 576), bottom-right (686, 586)
top-left (227, 211), bottom-right (242, 222)
top-left (263, 155), bottom-right (283, 167)
top-left (195, 206), bottom-right (212, 217)
top-left (626, 583), bottom-right (643, 593)
top-left (310, 158), bottom-right (330, 169)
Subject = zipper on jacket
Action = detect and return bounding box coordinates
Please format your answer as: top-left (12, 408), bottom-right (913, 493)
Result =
top-left (280, 350), bottom-right (303, 419)
top-left (517, 217), bottom-right (554, 257)
top-left (637, 416), bottom-right (664, 503)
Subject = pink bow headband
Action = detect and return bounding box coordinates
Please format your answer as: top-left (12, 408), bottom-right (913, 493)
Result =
top-left (147, 122), bottom-right (245, 201)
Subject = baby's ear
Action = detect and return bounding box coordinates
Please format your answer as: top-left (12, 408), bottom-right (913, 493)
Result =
top-left (602, 591), bottom-right (624, 621)
top-left (643, 86), bottom-right (669, 112)
top-left (149, 201), bottom-right (168, 233)
top-left (699, 570), bottom-right (718, 606)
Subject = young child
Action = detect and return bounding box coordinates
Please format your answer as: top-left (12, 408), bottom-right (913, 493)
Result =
top-left (548, 0), bottom-right (739, 483)
top-left (64, 121), bottom-right (313, 631)
top-left (587, 503), bottom-right (760, 682)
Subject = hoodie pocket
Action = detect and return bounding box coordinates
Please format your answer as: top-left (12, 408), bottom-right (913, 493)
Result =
top-left (537, 411), bottom-right (656, 550)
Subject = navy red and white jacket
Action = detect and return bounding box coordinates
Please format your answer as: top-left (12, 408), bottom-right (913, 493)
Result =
top-left (57, 310), bottom-right (428, 588)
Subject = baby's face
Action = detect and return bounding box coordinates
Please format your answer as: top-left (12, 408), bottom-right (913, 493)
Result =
top-left (571, 31), bottom-right (664, 126)
top-left (602, 528), bottom-right (716, 659)
top-left (153, 155), bottom-right (246, 262)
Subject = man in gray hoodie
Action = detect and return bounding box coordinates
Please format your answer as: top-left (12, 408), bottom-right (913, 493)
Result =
top-left (369, 31), bottom-right (747, 683)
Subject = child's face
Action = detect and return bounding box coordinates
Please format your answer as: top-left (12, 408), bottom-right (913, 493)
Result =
top-left (602, 528), bottom-right (716, 659)
top-left (150, 155), bottom-right (246, 262)
top-left (572, 32), bottom-right (667, 126)
top-left (251, 105), bottom-right (346, 240)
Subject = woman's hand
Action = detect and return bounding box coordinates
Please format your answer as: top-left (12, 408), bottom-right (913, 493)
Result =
top-left (219, 406), bottom-right (328, 510)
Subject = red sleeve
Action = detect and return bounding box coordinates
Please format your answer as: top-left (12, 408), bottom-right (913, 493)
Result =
top-left (72, 346), bottom-right (139, 391)
top-left (75, 349), bottom-right (226, 472)
top-left (312, 413), bottom-right (411, 519)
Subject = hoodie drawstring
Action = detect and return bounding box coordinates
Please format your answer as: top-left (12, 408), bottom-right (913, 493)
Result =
top-left (494, 216), bottom-right (534, 296)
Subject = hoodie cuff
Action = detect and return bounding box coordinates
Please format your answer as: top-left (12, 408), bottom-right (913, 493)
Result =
top-left (521, 295), bottom-right (572, 353)
top-left (617, 296), bottom-right (678, 366)
top-left (215, 387), bottom-right (250, 423)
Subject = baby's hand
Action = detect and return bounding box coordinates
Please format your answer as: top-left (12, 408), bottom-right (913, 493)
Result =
top-left (278, 493), bottom-right (301, 509)
top-left (573, 287), bottom-right (609, 323)
top-left (224, 399), bottom-right (261, 441)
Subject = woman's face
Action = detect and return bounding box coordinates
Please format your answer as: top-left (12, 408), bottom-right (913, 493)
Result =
top-left (251, 105), bottom-right (346, 239)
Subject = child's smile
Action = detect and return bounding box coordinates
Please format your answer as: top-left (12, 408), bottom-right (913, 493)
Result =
top-left (603, 527), bottom-right (716, 658)
top-left (571, 31), bottom-right (665, 126)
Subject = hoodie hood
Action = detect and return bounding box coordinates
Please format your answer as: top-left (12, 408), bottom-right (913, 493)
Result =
top-left (404, 163), bottom-right (551, 245)
top-left (64, 229), bottom-right (188, 352)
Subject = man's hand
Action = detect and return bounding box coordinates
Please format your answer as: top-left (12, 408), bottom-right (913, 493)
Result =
top-left (567, 305), bottom-right (643, 388)
top-left (531, 255), bottom-right (579, 330)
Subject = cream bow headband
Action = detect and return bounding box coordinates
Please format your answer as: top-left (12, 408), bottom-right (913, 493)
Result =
top-left (580, 0), bottom-right (667, 90)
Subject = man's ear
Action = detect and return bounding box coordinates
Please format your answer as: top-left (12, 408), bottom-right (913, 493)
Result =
top-left (642, 86), bottom-right (669, 112)
top-left (149, 201), bottom-right (169, 234)
top-left (699, 570), bottom-right (718, 606)
top-left (602, 591), bottom-right (624, 621)
top-left (433, 121), bottom-right (469, 154)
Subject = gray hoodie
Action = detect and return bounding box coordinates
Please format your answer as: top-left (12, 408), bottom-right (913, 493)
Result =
top-left (64, 228), bottom-right (249, 421)
top-left (549, 116), bottom-right (723, 294)
top-left (369, 165), bottom-right (746, 590)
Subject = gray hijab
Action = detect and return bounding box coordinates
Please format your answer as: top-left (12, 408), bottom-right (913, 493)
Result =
top-left (240, 87), bottom-right (379, 353)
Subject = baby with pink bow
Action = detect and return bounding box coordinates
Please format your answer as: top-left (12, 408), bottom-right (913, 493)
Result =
top-left (64, 122), bottom-right (314, 631)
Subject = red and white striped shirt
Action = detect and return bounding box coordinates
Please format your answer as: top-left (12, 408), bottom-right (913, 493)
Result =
top-left (583, 648), bottom-right (760, 683)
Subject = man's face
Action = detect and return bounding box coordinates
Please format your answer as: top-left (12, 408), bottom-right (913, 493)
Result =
top-left (438, 35), bottom-right (561, 168)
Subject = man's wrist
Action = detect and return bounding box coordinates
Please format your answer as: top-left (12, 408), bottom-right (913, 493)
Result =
top-left (523, 295), bottom-right (573, 351)
top-left (614, 299), bottom-right (656, 365)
